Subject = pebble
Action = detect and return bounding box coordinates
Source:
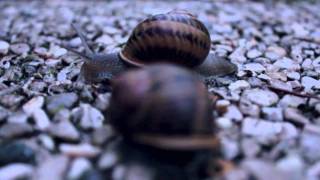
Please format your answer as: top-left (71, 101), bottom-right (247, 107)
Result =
top-left (0, 163), bottom-right (33, 180)
top-left (243, 89), bottom-right (279, 106)
top-left (273, 57), bottom-right (300, 70)
top-left (22, 96), bottom-right (44, 115)
top-left (276, 154), bottom-right (304, 180)
top-left (228, 80), bottom-right (250, 91)
top-left (98, 150), bottom-right (119, 170)
top-left (49, 45), bottom-right (67, 58)
top-left (0, 142), bottom-right (35, 166)
top-left (59, 143), bottom-right (101, 158)
top-left (301, 59), bottom-right (313, 70)
top-left (241, 159), bottom-right (287, 180)
top-left (301, 76), bottom-right (320, 92)
top-left (69, 37), bottom-right (82, 47)
top-left (223, 105), bottom-right (243, 122)
top-left (241, 138), bottom-right (260, 158)
top-left (284, 107), bottom-right (310, 125)
top-left (46, 93), bottom-right (78, 114)
top-left (67, 158), bottom-right (92, 180)
top-left (0, 40), bottom-right (10, 54)
top-left (0, 123), bottom-right (33, 138)
top-left (38, 135), bottom-right (55, 151)
top-left (32, 109), bottom-right (51, 130)
top-left (244, 63), bottom-right (266, 73)
top-left (262, 107), bottom-right (283, 121)
top-left (246, 49), bottom-right (262, 59)
top-left (279, 95), bottom-right (306, 108)
top-left (307, 161), bottom-right (320, 179)
top-left (10, 43), bottom-right (30, 55)
top-left (265, 46), bottom-right (287, 61)
top-left (34, 155), bottom-right (69, 180)
top-left (301, 131), bottom-right (320, 162)
top-left (7, 111), bottom-right (28, 124)
top-left (96, 35), bottom-right (114, 45)
top-left (242, 118), bottom-right (282, 138)
top-left (48, 120), bottom-right (80, 141)
top-left (73, 104), bottom-right (104, 130)
top-left (287, 71), bottom-right (300, 80)
top-left (221, 138), bottom-right (240, 160)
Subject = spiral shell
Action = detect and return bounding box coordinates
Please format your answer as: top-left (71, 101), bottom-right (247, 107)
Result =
top-left (107, 64), bottom-right (217, 150)
top-left (119, 11), bottom-right (211, 68)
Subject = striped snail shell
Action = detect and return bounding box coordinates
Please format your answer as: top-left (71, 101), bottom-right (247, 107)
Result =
top-left (63, 11), bottom-right (237, 83)
top-left (120, 11), bottom-right (211, 67)
top-left (107, 64), bottom-right (219, 150)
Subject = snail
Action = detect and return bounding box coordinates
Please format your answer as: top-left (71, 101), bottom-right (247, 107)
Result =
top-left (107, 64), bottom-right (219, 150)
top-left (64, 11), bottom-right (237, 83)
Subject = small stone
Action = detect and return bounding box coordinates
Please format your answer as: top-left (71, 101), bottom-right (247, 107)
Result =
top-left (262, 107), bottom-right (283, 121)
top-left (98, 150), bottom-right (119, 170)
top-left (60, 143), bottom-right (101, 158)
top-left (221, 138), bottom-right (239, 160)
top-left (273, 57), bottom-right (300, 70)
top-left (7, 111), bottom-right (28, 124)
top-left (34, 155), bottom-right (69, 180)
top-left (269, 79), bottom-right (293, 92)
top-left (312, 57), bottom-right (320, 68)
top-left (242, 118), bottom-right (282, 138)
top-left (239, 100), bottom-right (260, 117)
top-left (307, 161), bottom-right (320, 179)
top-left (22, 96), bottom-right (44, 115)
top-left (0, 40), bottom-right (10, 54)
top-left (287, 71), bottom-right (300, 80)
top-left (73, 104), bottom-right (104, 130)
top-left (215, 100), bottom-right (231, 114)
top-left (0, 142), bottom-right (35, 166)
top-left (67, 158), bottom-right (92, 180)
top-left (223, 105), bottom-right (243, 122)
top-left (242, 159), bottom-right (287, 180)
top-left (276, 154), bottom-right (304, 179)
top-left (243, 89), bottom-right (279, 106)
top-left (244, 63), bottom-right (266, 73)
top-left (32, 109), bottom-right (51, 130)
top-left (53, 109), bottom-right (71, 122)
top-left (280, 122), bottom-right (298, 139)
top-left (216, 117), bottom-right (233, 129)
top-left (301, 76), bottom-right (320, 92)
top-left (228, 80), bottom-right (250, 91)
top-left (241, 139), bottom-right (260, 158)
top-left (0, 123), bottom-right (33, 139)
top-left (93, 93), bottom-right (111, 111)
top-left (284, 107), bottom-right (310, 125)
top-left (38, 135), bottom-right (55, 151)
top-left (46, 93), bottom-right (78, 114)
top-left (96, 35), bottom-right (114, 45)
top-left (48, 120), bottom-right (80, 141)
top-left (69, 37), bottom-right (82, 47)
top-left (49, 45), bottom-right (67, 58)
top-left (279, 95), bottom-right (306, 108)
top-left (301, 131), bottom-right (320, 162)
top-left (0, 163), bottom-right (33, 180)
top-left (302, 59), bottom-right (313, 70)
top-left (291, 23), bottom-right (309, 37)
top-left (246, 49), bottom-right (262, 59)
top-left (265, 46), bottom-right (286, 60)
top-left (10, 43), bottom-right (30, 55)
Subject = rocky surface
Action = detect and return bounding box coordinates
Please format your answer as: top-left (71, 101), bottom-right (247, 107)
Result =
top-left (0, 0), bottom-right (320, 179)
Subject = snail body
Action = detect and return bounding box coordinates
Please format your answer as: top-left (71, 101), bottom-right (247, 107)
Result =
top-left (107, 64), bottom-right (219, 150)
top-left (65, 11), bottom-right (237, 83)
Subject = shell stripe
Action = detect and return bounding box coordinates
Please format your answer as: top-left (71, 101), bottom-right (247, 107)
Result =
top-left (146, 14), bottom-right (210, 36)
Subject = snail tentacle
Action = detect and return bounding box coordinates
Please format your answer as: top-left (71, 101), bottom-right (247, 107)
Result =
top-left (71, 23), bottom-right (94, 55)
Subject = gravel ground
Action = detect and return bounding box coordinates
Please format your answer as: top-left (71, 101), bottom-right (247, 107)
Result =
top-left (0, 0), bottom-right (320, 179)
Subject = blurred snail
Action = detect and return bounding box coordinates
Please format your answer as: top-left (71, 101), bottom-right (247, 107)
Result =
top-left (64, 11), bottom-right (237, 83)
top-left (107, 64), bottom-right (219, 150)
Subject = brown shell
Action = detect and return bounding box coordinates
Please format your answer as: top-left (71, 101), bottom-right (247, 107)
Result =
top-left (119, 11), bottom-right (211, 68)
top-left (107, 64), bottom-right (217, 150)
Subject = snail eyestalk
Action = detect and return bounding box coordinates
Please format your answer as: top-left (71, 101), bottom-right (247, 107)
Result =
top-left (71, 23), bottom-right (94, 56)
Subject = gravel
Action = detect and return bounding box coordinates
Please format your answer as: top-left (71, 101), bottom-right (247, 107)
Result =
top-left (1, 0), bottom-right (320, 179)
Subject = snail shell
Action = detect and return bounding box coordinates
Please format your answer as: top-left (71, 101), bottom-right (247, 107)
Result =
top-left (107, 64), bottom-right (219, 150)
top-left (120, 11), bottom-right (211, 67)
